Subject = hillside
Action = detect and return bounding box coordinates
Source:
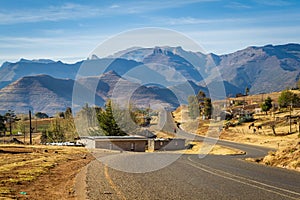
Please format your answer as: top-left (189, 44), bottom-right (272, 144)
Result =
top-left (1, 43), bottom-right (300, 114)
top-left (110, 44), bottom-right (300, 94)
top-left (0, 59), bottom-right (82, 89)
top-left (210, 44), bottom-right (300, 94)
top-left (173, 90), bottom-right (300, 172)
top-left (1, 44), bottom-right (300, 96)
top-left (0, 75), bottom-right (85, 115)
top-left (0, 71), bottom-right (181, 115)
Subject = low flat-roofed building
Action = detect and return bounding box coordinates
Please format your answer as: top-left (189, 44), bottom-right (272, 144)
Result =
top-left (148, 138), bottom-right (186, 151)
top-left (80, 136), bottom-right (148, 152)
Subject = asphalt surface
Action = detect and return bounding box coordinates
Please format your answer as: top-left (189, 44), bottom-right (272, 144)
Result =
top-left (86, 136), bottom-right (300, 199)
top-left (85, 115), bottom-right (300, 200)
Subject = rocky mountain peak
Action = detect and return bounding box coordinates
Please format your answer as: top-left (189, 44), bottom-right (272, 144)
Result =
top-left (100, 70), bottom-right (122, 79)
top-left (153, 47), bottom-right (174, 57)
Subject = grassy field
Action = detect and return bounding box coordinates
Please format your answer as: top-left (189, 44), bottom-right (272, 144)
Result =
top-left (4, 118), bottom-right (54, 136)
top-left (0, 144), bottom-right (93, 199)
top-left (173, 94), bottom-right (300, 172)
top-left (227, 90), bottom-right (300, 105)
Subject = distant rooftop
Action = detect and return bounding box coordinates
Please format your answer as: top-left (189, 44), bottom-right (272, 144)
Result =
top-left (80, 135), bottom-right (149, 141)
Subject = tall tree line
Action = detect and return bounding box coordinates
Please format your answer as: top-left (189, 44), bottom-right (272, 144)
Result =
top-left (188, 91), bottom-right (212, 120)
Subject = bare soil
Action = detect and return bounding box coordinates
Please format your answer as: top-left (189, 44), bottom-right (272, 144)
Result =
top-left (0, 145), bottom-right (94, 199)
top-left (173, 104), bottom-right (300, 172)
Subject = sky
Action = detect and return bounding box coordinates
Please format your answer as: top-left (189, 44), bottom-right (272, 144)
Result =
top-left (0, 0), bottom-right (300, 65)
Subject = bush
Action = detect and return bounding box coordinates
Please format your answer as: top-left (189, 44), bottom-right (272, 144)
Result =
top-left (238, 114), bottom-right (254, 123)
top-left (278, 90), bottom-right (300, 108)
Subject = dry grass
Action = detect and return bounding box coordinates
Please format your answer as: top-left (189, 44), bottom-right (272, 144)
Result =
top-left (0, 144), bottom-right (92, 199)
top-left (174, 94), bottom-right (300, 172)
top-left (226, 90), bottom-right (300, 105)
top-left (154, 131), bottom-right (175, 138)
top-left (174, 105), bottom-right (300, 149)
top-left (221, 108), bottom-right (300, 149)
top-left (0, 132), bottom-right (42, 145)
top-left (261, 139), bottom-right (300, 172)
top-left (178, 141), bottom-right (245, 155)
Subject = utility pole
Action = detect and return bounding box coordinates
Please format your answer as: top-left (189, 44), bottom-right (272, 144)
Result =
top-left (289, 104), bottom-right (292, 134)
top-left (9, 119), bottom-right (12, 137)
top-left (24, 128), bottom-right (26, 144)
top-left (29, 110), bottom-right (32, 145)
top-left (298, 119), bottom-right (300, 135)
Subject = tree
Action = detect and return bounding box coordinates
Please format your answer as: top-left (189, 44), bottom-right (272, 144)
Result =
top-left (270, 122), bottom-right (277, 136)
top-left (35, 112), bottom-right (49, 119)
top-left (245, 87), bottom-right (250, 96)
top-left (75, 103), bottom-right (100, 136)
top-left (98, 100), bottom-right (127, 136)
top-left (62, 107), bottom-right (78, 141)
top-left (0, 114), bottom-right (6, 136)
top-left (16, 120), bottom-right (26, 135)
top-left (188, 91), bottom-right (212, 120)
top-left (203, 97), bottom-right (212, 119)
top-left (65, 107), bottom-right (73, 119)
top-left (43, 118), bottom-right (65, 142)
top-left (278, 90), bottom-right (300, 108)
top-left (197, 91), bottom-right (206, 102)
top-left (197, 91), bottom-right (212, 119)
top-left (261, 96), bottom-right (273, 115)
top-left (188, 95), bottom-right (199, 120)
top-left (5, 110), bottom-right (19, 136)
top-left (56, 112), bottom-right (65, 118)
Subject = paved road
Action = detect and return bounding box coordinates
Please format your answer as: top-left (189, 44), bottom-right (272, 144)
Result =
top-left (85, 114), bottom-right (300, 200)
top-left (86, 138), bottom-right (300, 199)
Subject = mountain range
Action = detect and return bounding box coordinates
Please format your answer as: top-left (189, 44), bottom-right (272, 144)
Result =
top-left (0, 43), bottom-right (299, 115)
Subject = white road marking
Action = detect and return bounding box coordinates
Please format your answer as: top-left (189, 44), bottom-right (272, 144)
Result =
top-left (187, 156), bottom-right (300, 200)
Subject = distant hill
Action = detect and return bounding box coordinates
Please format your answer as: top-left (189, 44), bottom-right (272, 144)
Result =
top-left (0, 59), bottom-right (82, 89)
top-left (2, 43), bottom-right (300, 95)
top-left (0, 71), bottom-right (180, 115)
top-left (0, 75), bottom-right (77, 115)
top-left (208, 44), bottom-right (300, 94)
top-left (0, 43), bottom-right (300, 114)
top-left (110, 44), bottom-right (300, 94)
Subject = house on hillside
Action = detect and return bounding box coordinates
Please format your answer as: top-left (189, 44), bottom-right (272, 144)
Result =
top-left (255, 108), bottom-right (262, 114)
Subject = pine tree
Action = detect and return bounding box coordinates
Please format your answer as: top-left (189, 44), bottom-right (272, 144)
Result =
top-left (245, 87), bottom-right (250, 96)
top-left (98, 100), bottom-right (127, 136)
top-left (203, 97), bottom-right (212, 119)
top-left (0, 115), bottom-right (6, 136)
top-left (5, 110), bottom-right (19, 136)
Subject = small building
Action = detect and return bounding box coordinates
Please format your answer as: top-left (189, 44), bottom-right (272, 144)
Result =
top-left (255, 107), bottom-right (262, 114)
top-left (148, 138), bottom-right (186, 151)
top-left (80, 136), bottom-right (148, 152)
top-left (80, 136), bottom-right (186, 152)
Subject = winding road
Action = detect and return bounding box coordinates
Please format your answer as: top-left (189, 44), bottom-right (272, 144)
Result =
top-left (84, 116), bottom-right (300, 200)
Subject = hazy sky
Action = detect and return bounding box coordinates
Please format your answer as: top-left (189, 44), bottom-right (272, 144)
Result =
top-left (0, 0), bottom-right (299, 64)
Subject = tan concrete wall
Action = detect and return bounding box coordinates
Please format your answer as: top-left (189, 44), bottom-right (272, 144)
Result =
top-left (148, 140), bottom-right (155, 152)
top-left (95, 140), bottom-right (146, 152)
top-left (80, 138), bottom-right (95, 149)
top-left (153, 139), bottom-right (185, 151)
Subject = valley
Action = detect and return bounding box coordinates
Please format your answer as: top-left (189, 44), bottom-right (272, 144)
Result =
top-left (0, 44), bottom-right (300, 199)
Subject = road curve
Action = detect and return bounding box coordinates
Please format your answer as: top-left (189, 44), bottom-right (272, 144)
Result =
top-left (85, 114), bottom-right (300, 200)
top-left (86, 138), bottom-right (300, 199)
top-left (86, 152), bottom-right (300, 200)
